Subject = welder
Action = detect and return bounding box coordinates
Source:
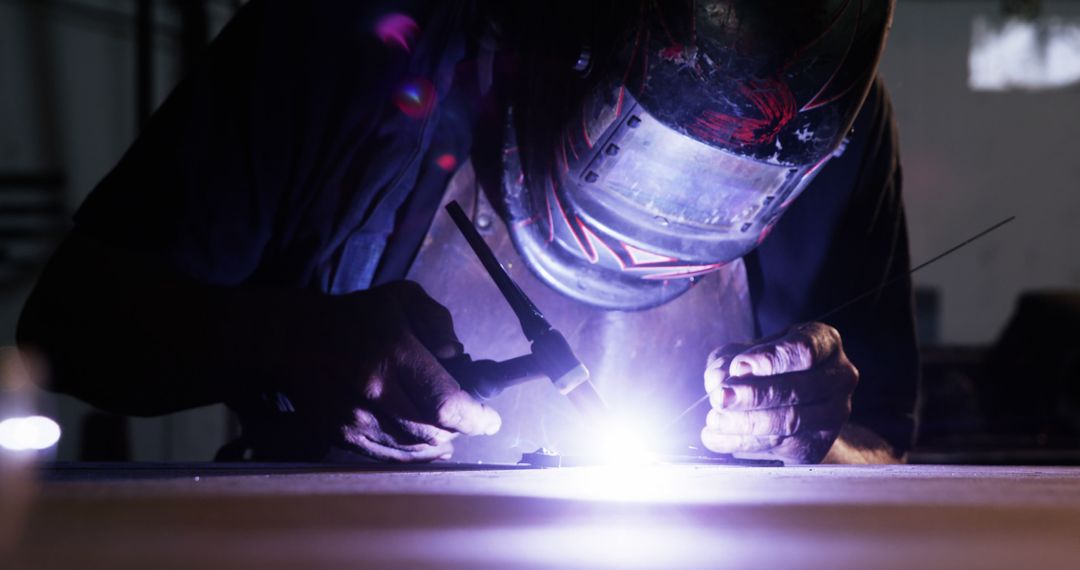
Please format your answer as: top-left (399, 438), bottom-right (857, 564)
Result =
top-left (16, 0), bottom-right (917, 465)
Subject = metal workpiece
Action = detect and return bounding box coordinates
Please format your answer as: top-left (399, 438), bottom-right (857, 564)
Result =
top-left (517, 449), bottom-right (784, 468)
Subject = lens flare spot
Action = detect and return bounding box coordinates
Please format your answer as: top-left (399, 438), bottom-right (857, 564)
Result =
top-left (394, 78), bottom-right (437, 119)
top-left (374, 13), bottom-right (419, 52)
top-left (435, 153), bottom-right (458, 171)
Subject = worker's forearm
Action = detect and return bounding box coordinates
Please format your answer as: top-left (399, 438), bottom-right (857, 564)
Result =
top-left (16, 231), bottom-right (335, 416)
top-left (822, 422), bottom-right (904, 464)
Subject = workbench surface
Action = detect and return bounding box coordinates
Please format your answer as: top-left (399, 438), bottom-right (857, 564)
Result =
top-left (10, 464), bottom-right (1080, 569)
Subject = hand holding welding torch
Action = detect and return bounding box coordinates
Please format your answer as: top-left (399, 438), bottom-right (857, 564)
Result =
top-left (291, 280), bottom-right (501, 462)
top-left (700, 322), bottom-right (858, 464)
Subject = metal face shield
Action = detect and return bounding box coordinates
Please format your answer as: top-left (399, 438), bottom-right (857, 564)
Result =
top-left (502, 83), bottom-right (828, 311)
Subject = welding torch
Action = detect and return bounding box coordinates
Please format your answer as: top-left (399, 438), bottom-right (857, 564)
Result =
top-left (439, 201), bottom-right (610, 424)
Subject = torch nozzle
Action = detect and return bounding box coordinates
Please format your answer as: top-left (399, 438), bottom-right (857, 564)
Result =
top-left (565, 380), bottom-right (612, 427)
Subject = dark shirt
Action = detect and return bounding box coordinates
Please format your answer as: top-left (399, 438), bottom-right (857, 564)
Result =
top-left (74, 0), bottom-right (918, 455)
top-left (746, 81), bottom-right (919, 454)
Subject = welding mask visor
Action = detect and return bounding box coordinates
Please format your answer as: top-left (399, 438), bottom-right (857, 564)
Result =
top-left (501, 82), bottom-right (827, 310)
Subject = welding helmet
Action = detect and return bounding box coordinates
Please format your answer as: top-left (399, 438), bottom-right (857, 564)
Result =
top-left (501, 0), bottom-right (894, 310)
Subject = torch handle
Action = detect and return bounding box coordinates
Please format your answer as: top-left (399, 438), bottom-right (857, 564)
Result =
top-left (445, 201), bottom-right (552, 341)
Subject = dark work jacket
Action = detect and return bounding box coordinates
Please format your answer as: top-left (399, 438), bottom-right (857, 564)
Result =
top-left (74, 0), bottom-right (918, 455)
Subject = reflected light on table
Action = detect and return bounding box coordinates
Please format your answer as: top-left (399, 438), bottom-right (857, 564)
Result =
top-left (368, 523), bottom-right (730, 569)
top-left (546, 465), bottom-right (703, 503)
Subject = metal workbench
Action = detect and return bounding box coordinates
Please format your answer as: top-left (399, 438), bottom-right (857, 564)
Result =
top-left (9, 463), bottom-right (1080, 569)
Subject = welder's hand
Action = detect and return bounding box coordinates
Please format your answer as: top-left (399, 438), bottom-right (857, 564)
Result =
top-left (699, 323), bottom-right (858, 464)
top-left (307, 281), bottom-right (501, 462)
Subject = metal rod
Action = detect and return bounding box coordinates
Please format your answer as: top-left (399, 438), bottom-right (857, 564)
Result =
top-left (665, 393), bottom-right (711, 432)
top-left (445, 201), bottom-right (551, 340)
top-left (665, 216), bottom-right (1017, 430)
top-left (812, 216), bottom-right (1016, 323)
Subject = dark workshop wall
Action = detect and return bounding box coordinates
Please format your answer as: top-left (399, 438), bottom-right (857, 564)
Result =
top-left (0, 0), bottom-right (240, 460)
top-left (880, 0), bottom-right (1080, 344)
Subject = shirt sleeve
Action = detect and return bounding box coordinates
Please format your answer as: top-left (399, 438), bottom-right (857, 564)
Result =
top-left (744, 78), bottom-right (920, 455)
top-left (73, 0), bottom-right (462, 288)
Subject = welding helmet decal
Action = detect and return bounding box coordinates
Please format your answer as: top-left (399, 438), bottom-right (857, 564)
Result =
top-left (501, 0), bottom-right (893, 310)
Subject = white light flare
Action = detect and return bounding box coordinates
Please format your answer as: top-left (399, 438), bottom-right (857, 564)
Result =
top-left (570, 404), bottom-right (671, 469)
top-left (0, 416), bottom-right (61, 452)
top-left (582, 420), bottom-right (660, 467)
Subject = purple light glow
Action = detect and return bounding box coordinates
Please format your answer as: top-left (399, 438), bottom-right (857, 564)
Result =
top-left (394, 78), bottom-right (437, 119)
top-left (374, 13), bottom-right (419, 53)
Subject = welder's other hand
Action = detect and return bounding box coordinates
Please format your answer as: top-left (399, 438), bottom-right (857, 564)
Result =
top-left (302, 281), bottom-right (501, 462)
top-left (700, 323), bottom-right (858, 464)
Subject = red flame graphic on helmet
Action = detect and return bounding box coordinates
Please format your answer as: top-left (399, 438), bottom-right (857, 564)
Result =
top-left (687, 77), bottom-right (797, 148)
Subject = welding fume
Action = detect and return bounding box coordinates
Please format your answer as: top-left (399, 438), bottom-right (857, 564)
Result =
top-left (17, 0), bottom-right (917, 466)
